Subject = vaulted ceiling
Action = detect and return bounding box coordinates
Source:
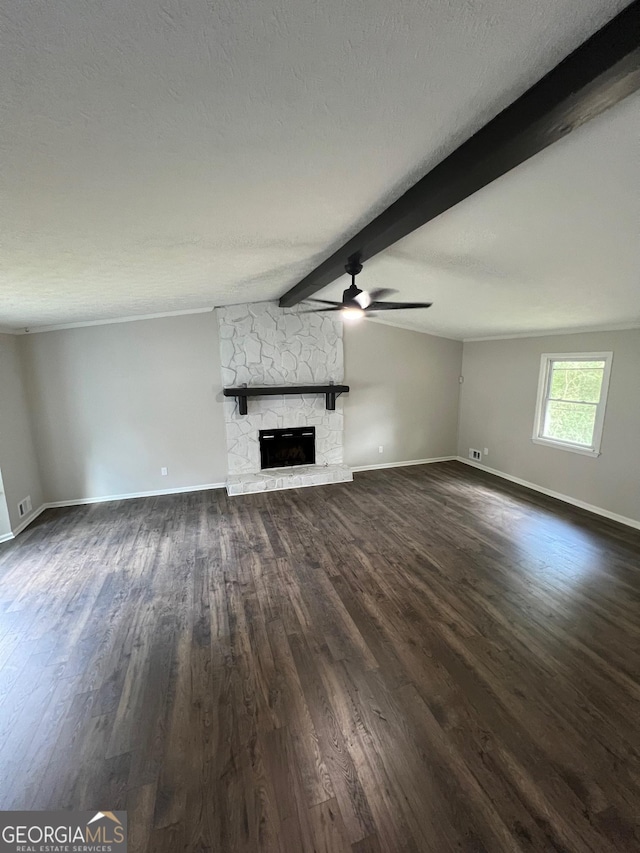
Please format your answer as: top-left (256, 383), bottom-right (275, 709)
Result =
top-left (322, 90), bottom-right (640, 339)
top-left (1, 0), bottom-right (635, 336)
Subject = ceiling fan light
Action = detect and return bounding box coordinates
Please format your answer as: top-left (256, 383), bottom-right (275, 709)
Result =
top-left (341, 307), bottom-right (365, 321)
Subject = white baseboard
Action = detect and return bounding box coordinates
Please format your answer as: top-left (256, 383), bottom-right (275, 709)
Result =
top-left (5, 460), bottom-right (637, 541)
top-left (351, 455), bottom-right (456, 473)
top-left (0, 503), bottom-right (48, 543)
top-left (0, 483), bottom-right (227, 542)
top-left (2, 464), bottom-right (454, 541)
top-left (12, 504), bottom-right (48, 536)
top-left (46, 481), bottom-right (226, 509)
top-left (457, 457), bottom-right (640, 531)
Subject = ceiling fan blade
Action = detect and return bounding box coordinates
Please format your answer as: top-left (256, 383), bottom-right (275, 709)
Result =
top-left (367, 288), bottom-right (396, 301)
top-left (304, 298), bottom-right (342, 306)
top-left (368, 301), bottom-right (432, 311)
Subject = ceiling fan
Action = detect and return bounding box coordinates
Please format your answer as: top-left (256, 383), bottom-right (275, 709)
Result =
top-left (302, 257), bottom-right (432, 320)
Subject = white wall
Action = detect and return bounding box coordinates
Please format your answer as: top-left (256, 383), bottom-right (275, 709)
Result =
top-left (5, 310), bottom-right (638, 531)
top-left (17, 312), bottom-right (464, 505)
top-left (0, 334), bottom-right (44, 532)
top-left (458, 329), bottom-right (640, 524)
top-left (344, 322), bottom-right (462, 468)
top-left (22, 313), bottom-right (228, 503)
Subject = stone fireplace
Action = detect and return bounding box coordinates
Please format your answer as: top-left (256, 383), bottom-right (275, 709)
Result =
top-left (217, 301), bottom-right (353, 494)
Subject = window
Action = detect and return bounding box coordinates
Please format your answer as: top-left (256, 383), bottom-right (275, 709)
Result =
top-left (533, 352), bottom-right (612, 457)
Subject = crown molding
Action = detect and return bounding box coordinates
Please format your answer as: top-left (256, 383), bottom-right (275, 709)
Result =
top-left (463, 322), bottom-right (640, 342)
top-left (13, 307), bottom-right (215, 335)
top-left (5, 310), bottom-right (639, 344)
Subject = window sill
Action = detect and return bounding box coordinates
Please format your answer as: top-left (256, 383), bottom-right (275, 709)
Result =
top-left (531, 437), bottom-right (600, 457)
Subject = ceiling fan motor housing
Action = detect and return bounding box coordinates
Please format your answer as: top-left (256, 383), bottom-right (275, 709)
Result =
top-left (343, 282), bottom-right (365, 307)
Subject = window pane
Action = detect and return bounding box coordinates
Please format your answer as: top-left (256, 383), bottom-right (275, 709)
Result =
top-left (543, 400), bottom-right (597, 446)
top-left (549, 361), bottom-right (604, 403)
top-left (552, 361), bottom-right (605, 370)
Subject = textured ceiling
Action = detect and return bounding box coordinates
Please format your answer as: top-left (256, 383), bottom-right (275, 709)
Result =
top-left (324, 91), bottom-right (640, 339)
top-left (0, 0), bottom-right (633, 334)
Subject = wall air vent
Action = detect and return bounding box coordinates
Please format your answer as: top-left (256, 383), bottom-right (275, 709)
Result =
top-left (18, 496), bottom-right (32, 518)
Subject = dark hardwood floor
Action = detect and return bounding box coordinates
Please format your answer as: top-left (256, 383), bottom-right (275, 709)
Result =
top-left (0, 461), bottom-right (639, 851)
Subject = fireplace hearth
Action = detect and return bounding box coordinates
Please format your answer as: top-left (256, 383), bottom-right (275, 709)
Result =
top-left (259, 427), bottom-right (315, 470)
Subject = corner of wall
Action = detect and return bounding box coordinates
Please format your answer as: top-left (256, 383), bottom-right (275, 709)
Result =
top-left (0, 334), bottom-right (46, 531)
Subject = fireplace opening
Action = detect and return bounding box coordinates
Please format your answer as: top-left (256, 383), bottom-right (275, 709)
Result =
top-left (259, 427), bottom-right (316, 470)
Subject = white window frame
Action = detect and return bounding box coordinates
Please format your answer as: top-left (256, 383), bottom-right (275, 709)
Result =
top-left (532, 351), bottom-right (613, 458)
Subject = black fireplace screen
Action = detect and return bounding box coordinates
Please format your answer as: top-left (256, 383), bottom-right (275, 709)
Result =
top-left (259, 427), bottom-right (316, 469)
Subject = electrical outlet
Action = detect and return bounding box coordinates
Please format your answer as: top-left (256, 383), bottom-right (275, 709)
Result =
top-left (483, 448), bottom-right (489, 456)
top-left (378, 445), bottom-right (384, 454)
top-left (161, 467), bottom-right (168, 476)
top-left (469, 448), bottom-right (482, 461)
top-left (18, 496), bottom-right (31, 517)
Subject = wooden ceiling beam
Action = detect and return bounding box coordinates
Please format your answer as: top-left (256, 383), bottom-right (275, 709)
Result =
top-left (279, 1), bottom-right (640, 307)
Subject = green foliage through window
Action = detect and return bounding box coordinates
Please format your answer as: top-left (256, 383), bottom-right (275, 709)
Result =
top-left (542, 360), bottom-right (605, 447)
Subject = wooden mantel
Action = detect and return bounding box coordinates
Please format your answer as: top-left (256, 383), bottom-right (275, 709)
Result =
top-left (223, 384), bottom-right (350, 415)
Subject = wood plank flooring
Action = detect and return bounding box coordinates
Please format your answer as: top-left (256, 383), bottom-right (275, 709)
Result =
top-left (0, 460), bottom-right (639, 851)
